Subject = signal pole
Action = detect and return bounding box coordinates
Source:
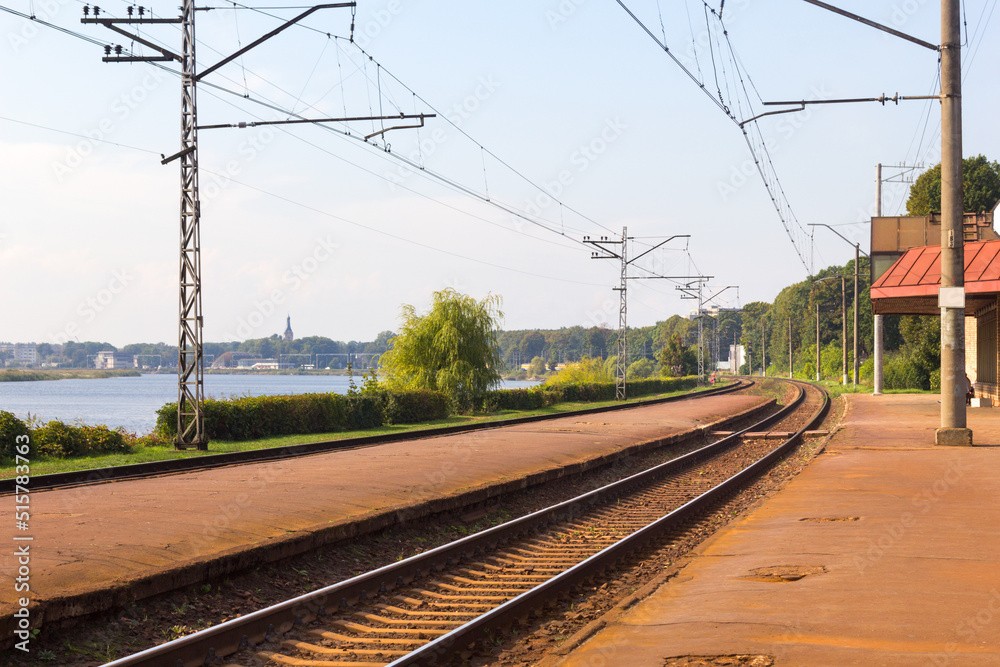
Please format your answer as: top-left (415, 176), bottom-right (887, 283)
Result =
top-left (84, 2), bottom-right (432, 448)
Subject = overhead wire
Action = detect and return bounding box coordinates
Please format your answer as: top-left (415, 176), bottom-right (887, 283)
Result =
top-left (0, 110), bottom-right (603, 287)
top-left (614, 0), bottom-right (812, 272)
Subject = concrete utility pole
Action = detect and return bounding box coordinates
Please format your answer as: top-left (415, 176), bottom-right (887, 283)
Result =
top-left (840, 275), bottom-right (848, 385)
top-left (789, 318), bottom-right (793, 379)
top-left (874, 163), bottom-right (884, 394)
top-left (815, 304), bottom-right (820, 381)
top-left (937, 0), bottom-right (971, 445)
top-left (853, 243), bottom-right (860, 388)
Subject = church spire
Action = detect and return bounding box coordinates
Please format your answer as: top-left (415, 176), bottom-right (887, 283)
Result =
top-left (283, 315), bottom-right (294, 342)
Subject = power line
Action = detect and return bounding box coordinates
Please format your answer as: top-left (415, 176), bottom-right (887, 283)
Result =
top-left (614, 0), bottom-right (812, 272)
top-left (0, 111), bottom-right (606, 289)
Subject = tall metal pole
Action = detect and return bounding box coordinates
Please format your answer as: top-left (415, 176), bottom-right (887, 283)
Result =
top-left (176, 0), bottom-right (206, 449)
top-left (616, 226), bottom-right (628, 400)
top-left (937, 0), bottom-right (971, 444)
top-left (788, 318), bottom-right (793, 379)
top-left (853, 243), bottom-right (860, 388)
top-left (761, 320), bottom-right (767, 377)
top-left (841, 275), bottom-right (848, 385)
top-left (874, 163), bottom-right (884, 394)
top-left (816, 303), bottom-right (821, 381)
top-left (697, 283), bottom-right (705, 382)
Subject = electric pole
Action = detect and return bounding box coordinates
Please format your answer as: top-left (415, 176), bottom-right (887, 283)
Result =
top-left (853, 242), bottom-right (859, 388)
top-left (789, 318), bottom-right (793, 379)
top-left (815, 303), bottom-right (820, 381)
top-left (841, 274), bottom-right (847, 385)
top-left (937, 0), bottom-right (971, 445)
top-left (84, 2), bottom-right (433, 448)
top-left (585, 231), bottom-right (690, 399)
top-left (875, 163), bottom-right (883, 395)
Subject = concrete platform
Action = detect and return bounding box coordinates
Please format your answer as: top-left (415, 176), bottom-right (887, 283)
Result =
top-left (0, 393), bottom-right (767, 635)
top-left (550, 394), bottom-right (1000, 667)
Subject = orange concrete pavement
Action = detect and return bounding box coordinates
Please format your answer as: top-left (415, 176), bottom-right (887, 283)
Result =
top-left (551, 394), bottom-right (1000, 667)
top-left (0, 393), bottom-right (767, 631)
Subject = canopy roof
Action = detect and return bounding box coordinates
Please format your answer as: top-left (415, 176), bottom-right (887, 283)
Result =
top-left (870, 240), bottom-right (1000, 316)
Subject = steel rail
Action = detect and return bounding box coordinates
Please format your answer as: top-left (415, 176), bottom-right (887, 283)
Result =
top-left (1, 380), bottom-right (748, 495)
top-left (390, 380), bottom-right (828, 665)
top-left (100, 379), bottom-right (806, 667)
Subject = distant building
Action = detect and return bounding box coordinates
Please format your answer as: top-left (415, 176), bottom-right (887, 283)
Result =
top-left (1, 343), bottom-right (38, 366)
top-left (95, 350), bottom-right (134, 369)
top-left (729, 344), bottom-right (744, 374)
top-left (14, 344), bottom-right (38, 366)
top-left (283, 315), bottom-right (294, 342)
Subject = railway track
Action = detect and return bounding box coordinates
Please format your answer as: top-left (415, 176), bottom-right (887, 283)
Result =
top-left (104, 378), bottom-right (827, 667)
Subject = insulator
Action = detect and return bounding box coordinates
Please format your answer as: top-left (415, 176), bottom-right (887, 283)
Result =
top-left (93, 5), bottom-right (100, 15)
top-left (83, 5), bottom-right (90, 16)
top-left (104, 44), bottom-right (111, 55)
top-left (114, 44), bottom-right (122, 55)
top-left (127, 5), bottom-right (133, 15)
top-left (138, 5), bottom-right (145, 15)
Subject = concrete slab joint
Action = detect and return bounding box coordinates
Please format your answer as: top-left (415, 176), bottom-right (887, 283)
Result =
top-left (935, 427), bottom-right (974, 446)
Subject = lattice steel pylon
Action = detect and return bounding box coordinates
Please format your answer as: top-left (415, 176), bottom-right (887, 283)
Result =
top-left (614, 227), bottom-right (628, 401)
top-left (83, 1), bottom-right (431, 448)
top-left (585, 229), bottom-right (693, 400)
top-left (176, 0), bottom-right (206, 448)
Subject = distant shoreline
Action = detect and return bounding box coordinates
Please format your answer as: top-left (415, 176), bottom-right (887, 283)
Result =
top-left (0, 369), bottom-right (142, 382)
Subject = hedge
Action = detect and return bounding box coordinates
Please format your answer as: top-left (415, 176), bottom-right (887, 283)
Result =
top-left (155, 389), bottom-right (449, 441)
top-left (153, 378), bottom-right (699, 442)
top-left (476, 376), bottom-right (698, 412)
top-left (0, 412), bottom-right (136, 461)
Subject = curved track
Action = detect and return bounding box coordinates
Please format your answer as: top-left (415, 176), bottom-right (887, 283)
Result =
top-left (104, 379), bottom-right (827, 667)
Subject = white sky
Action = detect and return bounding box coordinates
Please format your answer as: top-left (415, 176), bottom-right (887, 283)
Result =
top-left (2, 0), bottom-right (998, 347)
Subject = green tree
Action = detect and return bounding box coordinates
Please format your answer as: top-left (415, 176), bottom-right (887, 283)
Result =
top-left (519, 331), bottom-right (546, 360)
top-left (626, 357), bottom-right (656, 379)
top-left (528, 356), bottom-right (547, 376)
top-left (658, 334), bottom-right (696, 377)
top-left (380, 288), bottom-right (504, 407)
top-left (906, 155), bottom-right (1000, 215)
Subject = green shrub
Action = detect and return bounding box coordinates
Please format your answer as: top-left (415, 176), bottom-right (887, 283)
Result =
top-left (29, 421), bottom-right (135, 458)
top-left (385, 390), bottom-right (449, 424)
top-left (156, 389), bottom-right (449, 441)
top-left (32, 421), bottom-right (88, 458)
top-left (929, 368), bottom-right (941, 392)
top-left (477, 388), bottom-right (549, 413)
top-left (0, 411), bottom-right (30, 460)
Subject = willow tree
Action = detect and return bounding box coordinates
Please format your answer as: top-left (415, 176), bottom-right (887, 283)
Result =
top-left (380, 288), bottom-right (504, 407)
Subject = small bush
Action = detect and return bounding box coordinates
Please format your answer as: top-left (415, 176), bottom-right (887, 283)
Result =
top-left (32, 421), bottom-right (88, 458)
top-left (386, 390), bottom-right (449, 424)
top-left (0, 411), bottom-right (30, 460)
top-left (29, 421), bottom-right (135, 458)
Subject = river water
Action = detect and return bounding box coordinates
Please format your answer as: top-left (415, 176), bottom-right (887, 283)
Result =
top-left (0, 374), bottom-right (541, 434)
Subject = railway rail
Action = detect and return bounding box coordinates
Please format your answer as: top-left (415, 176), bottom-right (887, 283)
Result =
top-left (104, 379), bottom-right (828, 667)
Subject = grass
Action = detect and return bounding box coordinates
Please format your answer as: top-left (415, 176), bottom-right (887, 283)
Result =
top-left (0, 369), bottom-right (141, 382)
top-left (0, 385), bottom-right (718, 479)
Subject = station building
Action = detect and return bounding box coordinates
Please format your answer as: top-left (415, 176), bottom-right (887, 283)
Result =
top-left (870, 209), bottom-right (1000, 402)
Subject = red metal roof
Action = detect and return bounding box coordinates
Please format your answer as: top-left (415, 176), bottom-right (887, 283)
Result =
top-left (871, 239), bottom-right (1000, 300)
